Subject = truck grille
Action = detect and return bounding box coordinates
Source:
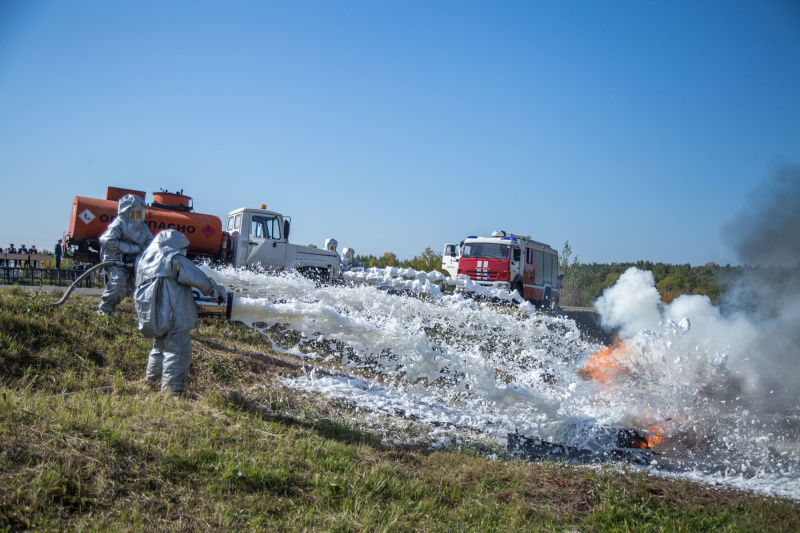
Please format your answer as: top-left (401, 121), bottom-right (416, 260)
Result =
top-left (465, 270), bottom-right (502, 281)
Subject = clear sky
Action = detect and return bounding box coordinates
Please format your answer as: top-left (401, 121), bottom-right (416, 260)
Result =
top-left (1, 1), bottom-right (799, 266)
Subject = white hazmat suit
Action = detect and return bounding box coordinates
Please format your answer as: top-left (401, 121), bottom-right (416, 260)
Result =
top-left (340, 247), bottom-right (364, 272)
top-left (98, 195), bottom-right (153, 313)
top-left (133, 229), bottom-right (226, 393)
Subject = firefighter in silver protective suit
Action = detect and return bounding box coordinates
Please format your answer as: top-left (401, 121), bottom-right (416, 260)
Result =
top-left (98, 194), bottom-right (153, 314)
top-left (340, 247), bottom-right (364, 272)
top-left (133, 229), bottom-right (227, 393)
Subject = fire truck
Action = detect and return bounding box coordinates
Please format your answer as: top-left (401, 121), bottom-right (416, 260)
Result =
top-left (66, 186), bottom-right (340, 280)
top-left (457, 231), bottom-right (560, 308)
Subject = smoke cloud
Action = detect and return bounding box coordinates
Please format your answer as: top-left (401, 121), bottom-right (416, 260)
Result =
top-left (594, 268), bottom-right (661, 337)
top-left (723, 164), bottom-right (800, 267)
top-left (594, 165), bottom-right (800, 415)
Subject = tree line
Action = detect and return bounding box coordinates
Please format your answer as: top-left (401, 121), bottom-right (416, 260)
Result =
top-left (356, 247), bottom-right (445, 274)
top-left (557, 241), bottom-right (746, 306)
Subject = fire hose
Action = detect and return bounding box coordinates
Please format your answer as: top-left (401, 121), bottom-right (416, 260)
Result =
top-left (48, 260), bottom-right (235, 319)
top-left (47, 260), bottom-right (129, 307)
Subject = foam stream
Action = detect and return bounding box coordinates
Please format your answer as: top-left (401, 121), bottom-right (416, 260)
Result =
top-left (205, 265), bottom-right (800, 500)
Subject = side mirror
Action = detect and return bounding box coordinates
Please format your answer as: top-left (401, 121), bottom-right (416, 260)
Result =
top-left (283, 220), bottom-right (290, 240)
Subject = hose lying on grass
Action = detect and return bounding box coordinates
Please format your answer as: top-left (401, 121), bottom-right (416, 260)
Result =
top-left (48, 260), bottom-right (129, 307)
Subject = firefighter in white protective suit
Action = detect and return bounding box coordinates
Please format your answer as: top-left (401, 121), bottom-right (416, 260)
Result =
top-left (324, 238), bottom-right (338, 253)
top-left (133, 229), bottom-right (227, 393)
top-left (98, 194), bottom-right (153, 314)
top-left (340, 247), bottom-right (364, 272)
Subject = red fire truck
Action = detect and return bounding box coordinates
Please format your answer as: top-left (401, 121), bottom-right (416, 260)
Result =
top-left (457, 231), bottom-right (560, 308)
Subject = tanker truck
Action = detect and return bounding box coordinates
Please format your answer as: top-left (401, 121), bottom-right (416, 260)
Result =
top-left (66, 186), bottom-right (340, 280)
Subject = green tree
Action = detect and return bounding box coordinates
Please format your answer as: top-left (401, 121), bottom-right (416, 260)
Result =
top-left (408, 247), bottom-right (446, 275)
top-left (559, 241), bottom-right (589, 307)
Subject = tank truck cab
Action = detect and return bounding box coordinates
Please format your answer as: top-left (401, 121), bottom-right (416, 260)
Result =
top-left (226, 206), bottom-right (340, 280)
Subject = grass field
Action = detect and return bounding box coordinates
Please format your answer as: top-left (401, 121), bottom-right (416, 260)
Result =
top-left (1, 287), bottom-right (798, 531)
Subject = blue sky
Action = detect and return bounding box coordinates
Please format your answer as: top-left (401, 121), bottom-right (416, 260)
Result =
top-left (1, 1), bottom-right (799, 266)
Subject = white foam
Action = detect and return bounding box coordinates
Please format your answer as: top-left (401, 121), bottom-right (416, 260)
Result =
top-left (207, 265), bottom-right (800, 500)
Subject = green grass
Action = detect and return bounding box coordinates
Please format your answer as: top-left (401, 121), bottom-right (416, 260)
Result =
top-left (0, 286), bottom-right (798, 531)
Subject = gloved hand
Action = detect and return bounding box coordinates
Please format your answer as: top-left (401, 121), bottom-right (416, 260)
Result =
top-left (118, 242), bottom-right (141, 255)
top-left (211, 281), bottom-right (227, 303)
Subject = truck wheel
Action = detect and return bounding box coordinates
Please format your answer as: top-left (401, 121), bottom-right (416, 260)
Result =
top-left (541, 289), bottom-right (552, 311)
top-left (514, 282), bottom-right (525, 301)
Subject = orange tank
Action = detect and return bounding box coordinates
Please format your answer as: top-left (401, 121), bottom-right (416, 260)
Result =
top-left (152, 191), bottom-right (192, 211)
top-left (68, 189), bottom-right (224, 261)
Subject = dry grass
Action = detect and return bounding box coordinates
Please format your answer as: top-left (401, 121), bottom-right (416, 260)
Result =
top-left (1, 286), bottom-right (799, 531)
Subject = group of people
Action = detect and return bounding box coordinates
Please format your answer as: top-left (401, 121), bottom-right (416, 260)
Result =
top-left (1, 244), bottom-right (39, 267)
top-left (324, 238), bottom-right (364, 272)
top-left (97, 194), bottom-right (226, 395)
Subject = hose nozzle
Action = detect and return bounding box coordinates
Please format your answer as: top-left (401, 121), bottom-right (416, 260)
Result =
top-left (194, 291), bottom-right (234, 320)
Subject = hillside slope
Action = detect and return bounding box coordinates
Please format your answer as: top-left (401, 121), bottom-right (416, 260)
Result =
top-left (1, 287), bottom-right (798, 531)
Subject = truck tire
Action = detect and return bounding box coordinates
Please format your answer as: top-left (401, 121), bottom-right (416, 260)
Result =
top-left (541, 289), bottom-right (552, 311)
top-left (514, 281), bottom-right (525, 301)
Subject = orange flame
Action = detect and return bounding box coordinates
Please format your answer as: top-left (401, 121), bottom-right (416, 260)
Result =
top-left (577, 337), bottom-right (630, 386)
top-left (633, 423), bottom-right (664, 449)
top-left (579, 339), bottom-right (674, 450)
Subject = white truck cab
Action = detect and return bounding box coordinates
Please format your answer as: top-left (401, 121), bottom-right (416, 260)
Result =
top-left (226, 207), bottom-right (340, 280)
top-left (442, 242), bottom-right (461, 277)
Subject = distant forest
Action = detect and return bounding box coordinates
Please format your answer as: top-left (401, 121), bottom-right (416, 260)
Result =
top-left (356, 243), bottom-right (797, 308)
top-left (356, 248), bottom-right (443, 274)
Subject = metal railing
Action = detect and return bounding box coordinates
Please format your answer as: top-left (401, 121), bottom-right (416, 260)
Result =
top-left (0, 266), bottom-right (103, 288)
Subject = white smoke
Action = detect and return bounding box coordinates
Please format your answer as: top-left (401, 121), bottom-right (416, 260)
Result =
top-left (594, 165), bottom-right (800, 414)
top-left (593, 266), bottom-right (799, 413)
top-left (594, 268), bottom-right (662, 337)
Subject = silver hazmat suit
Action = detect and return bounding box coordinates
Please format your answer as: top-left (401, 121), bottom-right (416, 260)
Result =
top-left (340, 247), bottom-right (364, 272)
top-left (98, 195), bottom-right (153, 313)
top-left (133, 229), bottom-right (226, 393)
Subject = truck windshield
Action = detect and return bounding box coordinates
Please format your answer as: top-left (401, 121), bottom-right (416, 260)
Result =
top-left (250, 216), bottom-right (282, 240)
top-left (462, 243), bottom-right (510, 259)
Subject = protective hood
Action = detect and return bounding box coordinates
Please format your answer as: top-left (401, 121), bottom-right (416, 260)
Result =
top-left (118, 194), bottom-right (146, 221)
top-left (342, 247), bottom-right (355, 260)
top-left (136, 229), bottom-right (190, 286)
top-left (325, 238), bottom-right (338, 252)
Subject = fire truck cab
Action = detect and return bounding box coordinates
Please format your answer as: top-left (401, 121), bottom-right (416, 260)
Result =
top-left (457, 230), bottom-right (559, 308)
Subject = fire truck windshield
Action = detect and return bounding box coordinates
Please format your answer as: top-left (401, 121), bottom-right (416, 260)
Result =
top-left (461, 243), bottom-right (510, 259)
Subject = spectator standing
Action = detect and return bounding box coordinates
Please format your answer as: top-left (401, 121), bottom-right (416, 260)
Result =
top-left (19, 245), bottom-right (30, 267)
top-left (7, 244), bottom-right (16, 267)
top-left (55, 239), bottom-right (63, 269)
top-left (30, 245), bottom-right (38, 268)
